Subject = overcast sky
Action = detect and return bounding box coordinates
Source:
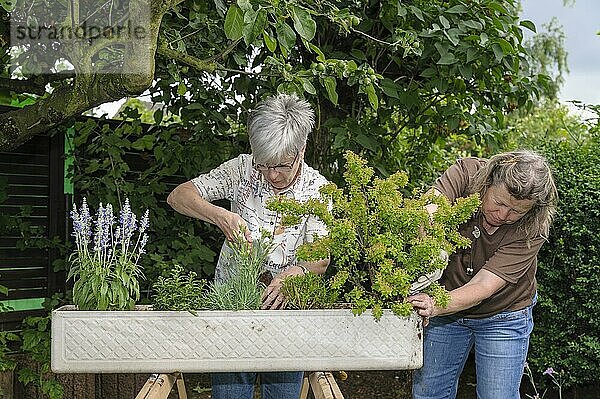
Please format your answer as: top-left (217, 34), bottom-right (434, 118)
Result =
top-left (521, 0), bottom-right (600, 105)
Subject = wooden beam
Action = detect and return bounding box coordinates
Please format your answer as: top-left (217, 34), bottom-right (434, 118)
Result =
top-left (135, 373), bottom-right (177, 399)
top-left (175, 374), bottom-right (188, 399)
top-left (326, 372), bottom-right (345, 398)
top-left (308, 372), bottom-right (345, 399)
top-left (299, 373), bottom-right (310, 399)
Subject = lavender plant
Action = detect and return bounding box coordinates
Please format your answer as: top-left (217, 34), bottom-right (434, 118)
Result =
top-left (204, 233), bottom-right (274, 311)
top-left (68, 198), bottom-right (149, 310)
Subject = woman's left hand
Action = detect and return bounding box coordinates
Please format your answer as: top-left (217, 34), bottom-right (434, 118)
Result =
top-left (261, 265), bottom-right (305, 310)
top-left (407, 293), bottom-right (436, 326)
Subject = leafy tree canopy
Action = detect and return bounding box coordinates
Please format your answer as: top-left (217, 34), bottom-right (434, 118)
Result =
top-left (0, 0), bottom-right (558, 182)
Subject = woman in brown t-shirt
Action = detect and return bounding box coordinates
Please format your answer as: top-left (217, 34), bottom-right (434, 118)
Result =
top-left (409, 151), bottom-right (557, 399)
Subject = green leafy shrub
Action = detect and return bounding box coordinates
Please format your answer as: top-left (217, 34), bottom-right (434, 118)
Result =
top-left (269, 151), bottom-right (479, 318)
top-left (0, 331), bottom-right (19, 373)
top-left (280, 272), bottom-right (340, 310)
top-left (152, 264), bottom-right (206, 312)
top-left (18, 308), bottom-right (63, 399)
top-left (530, 122), bottom-right (600, 388)
top-left (150, 233), bottom-right (274, 312)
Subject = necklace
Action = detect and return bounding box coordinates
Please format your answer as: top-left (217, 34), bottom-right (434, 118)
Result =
top-left (467, 224), bottom-right (480, 276)
top-left (466, 212), bottom-right (509, 276)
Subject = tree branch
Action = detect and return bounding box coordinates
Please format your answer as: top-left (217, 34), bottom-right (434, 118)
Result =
top-left (0, 74), bottom-right (75, 96)
top-left (205, 39), bottom-right (242, 63)
top-left (0, 73), bottom-right (152, 151)
top-left (156, 42), bottom-right (217, 73)
top-left (0, 0), bottom-right (186, 151)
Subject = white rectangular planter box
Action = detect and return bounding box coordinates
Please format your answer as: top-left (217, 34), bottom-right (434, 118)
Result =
top-left (51, 305), bottom-right (422, 373)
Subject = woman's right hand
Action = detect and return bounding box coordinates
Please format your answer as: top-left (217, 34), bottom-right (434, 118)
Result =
top-left (215, 209), bottom-right (252, 242)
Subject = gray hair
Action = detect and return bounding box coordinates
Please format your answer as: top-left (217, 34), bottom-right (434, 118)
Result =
top-left (247, 93), bottom-right (315, 164)
top-left (470, 150), bottom-right (558, 240)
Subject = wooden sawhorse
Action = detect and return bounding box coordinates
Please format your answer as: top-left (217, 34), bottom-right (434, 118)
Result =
top-left (301, 371), bottom-right (345, 399)
top-left (135, 371), bottom-right (344, 399)
top-left (135, 373), bottom-right (187, 399)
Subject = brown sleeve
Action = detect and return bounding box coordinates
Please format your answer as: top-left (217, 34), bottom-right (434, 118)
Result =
top-left (433, 158), bottom-right (485, 202)
top-left (482, 236), bottom-right (544, 284)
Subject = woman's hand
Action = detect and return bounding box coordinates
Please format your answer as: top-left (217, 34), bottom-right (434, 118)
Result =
top-left (261, 265), bottom-right (305, 310)
top-left (215, 209), bottom-right (252, 242)
top-left (407, 293), bottom-right (437, 327)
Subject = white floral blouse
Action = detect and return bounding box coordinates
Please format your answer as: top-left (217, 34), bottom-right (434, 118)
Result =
top-left (192, 154), bottom-right (329, 281)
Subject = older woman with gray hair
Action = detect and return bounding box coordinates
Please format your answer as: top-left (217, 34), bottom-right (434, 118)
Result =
top-left (408, 150), bottom-right (558, 399)
top-left (167, 93), bottom-right (329, 399)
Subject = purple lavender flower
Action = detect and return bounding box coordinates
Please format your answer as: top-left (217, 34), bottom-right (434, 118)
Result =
top-left (139, 233), bottom-right (148, 254)
top-left (119, 198), bottom-right (138, 243)
top-left (93, 203), bottom-right (104, 252)
top-left (80, 198), bottom-right (92, 241)
top-left (139, 209), bottom-right (150, 233)
top-left (71, 204), bottom-right (83, 238)
top-left (103, 203), bottom-right (115, 248)
top-left (70, 197), bottom-right (151, 310)
top-left (543, 367), bottom-right (555, 376)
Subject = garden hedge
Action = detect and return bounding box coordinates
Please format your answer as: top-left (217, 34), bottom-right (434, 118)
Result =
top-left (531, 128), bottom-right (600, 388)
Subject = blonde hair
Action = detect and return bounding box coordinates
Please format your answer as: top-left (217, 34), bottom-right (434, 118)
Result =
top-left (470, 150), bottom-right (558, 240)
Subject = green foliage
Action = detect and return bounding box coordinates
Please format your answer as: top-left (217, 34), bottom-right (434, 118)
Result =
top-left (147, 0), bottom-right (556, 189)
top-left (270, 151), bottom-right (479, 319)
top-left (68, 198), bottom-right (148, 310)
top-left (203, 235), bottom-right (272, 311)
top-left (0, 330), bottom-right (19, 372)
top-left (422, 282), bottom-right (451, 309)
top-left (16, 296), bottom-right (66, 399)
top-left (280, 272), bottom-right (340, 310)
top-left (528, 115), bottom-right (600, 389)
top-left (152, 264), bottom-right (207, 312)
top-left (501, 99), bottom-right (590, 152)
top-left (70, 115), bottom-right (240, 287)
top-left (151, 234), bottom-right (275, 312)
top-left (18, 314), bottom-right (63, 399)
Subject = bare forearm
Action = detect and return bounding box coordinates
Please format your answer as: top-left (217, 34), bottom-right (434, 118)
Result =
top-left (167, 181), bottom-right (250, 241)
top-left (409, 269), bottom-right (507, 319)
top-left (298, 257), bottom-right (330, 275)
top-left (168, 181), bottom-right (224, 224)
top-left (433, 285), bottom-right (486, 316)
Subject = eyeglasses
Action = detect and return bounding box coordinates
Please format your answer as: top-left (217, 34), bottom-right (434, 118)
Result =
top-left (253, 151), bottom-right (300, 174)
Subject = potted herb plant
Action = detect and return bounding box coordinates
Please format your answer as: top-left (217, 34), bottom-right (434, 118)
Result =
top-left (52, 153), bottom-right (478, 374)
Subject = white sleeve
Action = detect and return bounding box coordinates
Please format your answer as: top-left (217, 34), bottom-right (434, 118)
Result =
top-left (191, 155), bottom-right (246, 202)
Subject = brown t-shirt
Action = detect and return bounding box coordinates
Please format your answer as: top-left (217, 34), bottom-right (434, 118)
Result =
top-left (434, 157), bottom-right (544, 318)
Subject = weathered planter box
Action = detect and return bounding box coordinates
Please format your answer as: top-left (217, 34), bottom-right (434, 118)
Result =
top-left (51, 305), bottom-right (422, 373)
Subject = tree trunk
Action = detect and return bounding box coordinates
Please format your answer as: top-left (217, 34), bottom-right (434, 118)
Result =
top-left (0, 370), bottom-right (14, 399)
top-left (0, 0), bottom-right (176, 152)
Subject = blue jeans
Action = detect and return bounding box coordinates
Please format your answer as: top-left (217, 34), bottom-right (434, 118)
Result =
top-left (413, 303), bottom-right (534, 399)
top-left (211, 371), bottom-right (304, 399)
